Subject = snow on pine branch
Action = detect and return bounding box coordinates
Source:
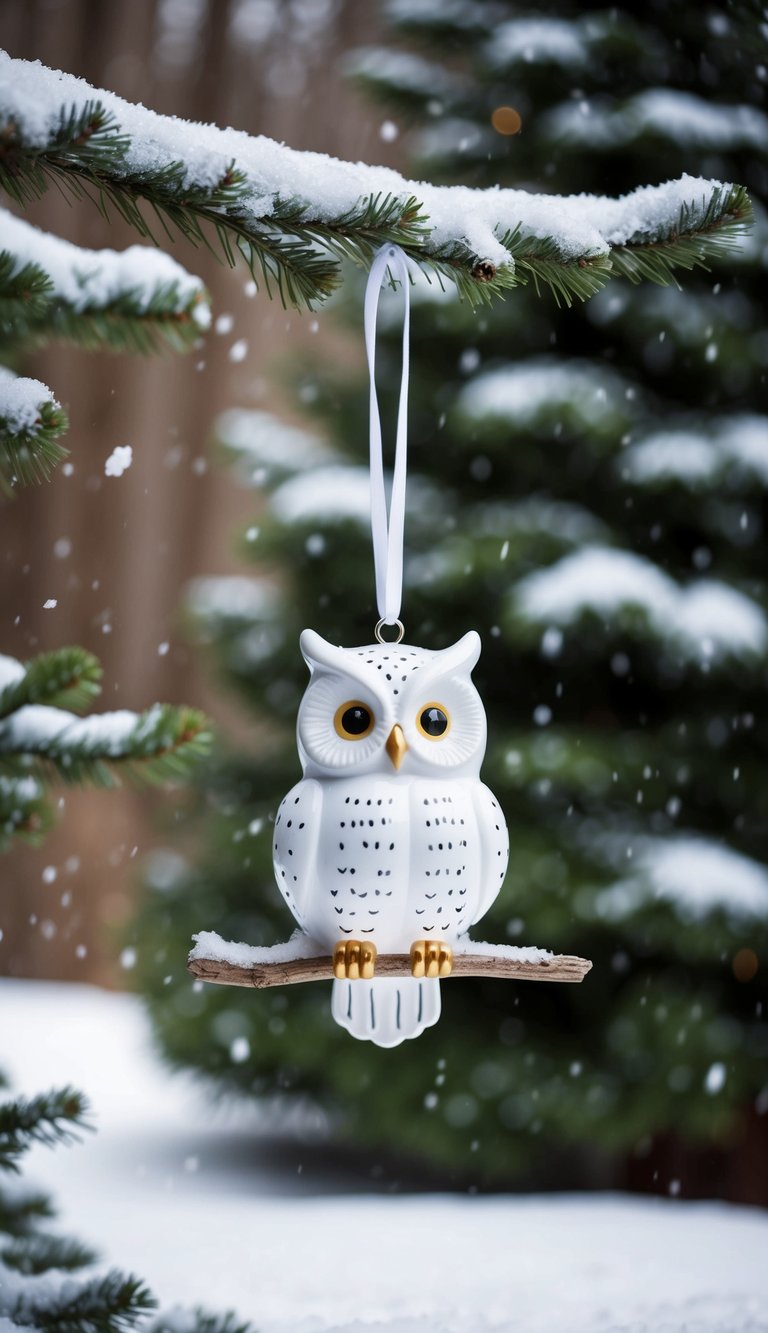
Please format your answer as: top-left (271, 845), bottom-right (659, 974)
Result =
top-left (0, 696), bottom-right (210, 785)
top-left (488, 17), bottom-right (591, 68)
top-left (186, 575), bottom-right (280, 627)
top-left (458, 358), bottom-right (631, 432)
top-left (0, 365), bottom-right (67, 490)
top-left (0, 1260), bottom-right (155, 1333)
top-left (515, 547), bottom-right (767, 661)
top-left (598, 836), bottom-right (768, 925)
top-left (623, 416), bottom-right (768, 488)
top-left (546, 90), bottom-right (768, 152)
top-left (269, 465), bottom-right (441, 530)
top-left (0, 704), bottom-right (165, 754)
top-left (1, 207), bottom-right (210, 350)
top-left (345, 47), bottom-right (464, 102)
top-left (215, 409), bottom-right (337, 487)
top-left (0, 51), bottom-right (751, 308)
top-left (0, 366), bottom-right (59, 436)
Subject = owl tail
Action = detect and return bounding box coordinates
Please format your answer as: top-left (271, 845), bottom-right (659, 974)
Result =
top-left (331, 977), bottom-right (441, 1048)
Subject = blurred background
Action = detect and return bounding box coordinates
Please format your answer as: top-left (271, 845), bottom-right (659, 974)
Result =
top-left (1, 0), bottom-right (766, 1206)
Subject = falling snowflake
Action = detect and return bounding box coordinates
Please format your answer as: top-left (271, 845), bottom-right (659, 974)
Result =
top-left (105, 445), bottom-right (133, 477)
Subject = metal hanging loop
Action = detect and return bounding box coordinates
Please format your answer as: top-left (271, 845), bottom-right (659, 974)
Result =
top-left (374, 617), bottom-right (405, 644)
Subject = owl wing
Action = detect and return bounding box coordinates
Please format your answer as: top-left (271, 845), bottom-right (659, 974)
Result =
top-left (272, 779), bottom-right (324, 926)
top-left (469, 782), bottom-right (509, 926)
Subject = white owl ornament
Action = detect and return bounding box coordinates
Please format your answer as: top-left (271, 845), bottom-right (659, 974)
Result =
top-left (268, 244), bottom-right (509, 1047)
top-left (273, 627), bottom-right (509, 1047)
top-left (188, 246), bottom-right (590, 1039)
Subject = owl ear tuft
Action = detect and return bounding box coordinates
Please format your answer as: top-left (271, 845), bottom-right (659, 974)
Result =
top-left (436, 630), bottom-right (482, 675)
top-left (299, 628), bottom-right (348, 675)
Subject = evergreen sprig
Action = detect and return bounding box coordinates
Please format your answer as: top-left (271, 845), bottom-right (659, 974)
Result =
top-left (0, 704), bottom-right (212, 788)
top-left (0, 647), bottom-right (103, 718)
top-left (0, 1089), bottom-right (91, 1174)
top-left (0, 255), bottom-right (208, 357)
top-left (0, 252), bottom-right (54, 324)
top-left (8, 1269), bottom-right (157, 1333)
top-left (0, 1188), bottom-right (54, 1238)
top-left (0, 773), bottom-right (52, 850)
top-left (610, 183), bottom-right (753, 286)
top-left (2, 1233), bottom-right (99, 1276)
top-left (0, 647), bottom-right (210, 847)
top-left (0, 384), bottom-right (69, 493)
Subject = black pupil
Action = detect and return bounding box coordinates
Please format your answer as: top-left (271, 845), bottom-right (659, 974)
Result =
top-left (342, 706), bottom-right (371, 736)
top-left (421, 707), bottom-right (448, 737)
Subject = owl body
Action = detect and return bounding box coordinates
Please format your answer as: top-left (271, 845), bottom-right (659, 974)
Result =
top-left (273, 629), bottom-right (509, 1047)
top-left (274, 774), bottom-right (506, 953)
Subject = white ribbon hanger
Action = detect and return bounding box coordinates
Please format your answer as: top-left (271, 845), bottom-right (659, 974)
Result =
top-left (363, 244), bottom-right (411, 643)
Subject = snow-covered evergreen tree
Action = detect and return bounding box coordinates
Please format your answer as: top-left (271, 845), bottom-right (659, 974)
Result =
top-left (132, 3), bottom-right (767, 1193)
top-left (0, 1082), bottom-right (250, 1333)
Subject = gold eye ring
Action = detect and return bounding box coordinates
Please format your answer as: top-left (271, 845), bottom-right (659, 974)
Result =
top-left (334, 700), bottom-right (375, 740)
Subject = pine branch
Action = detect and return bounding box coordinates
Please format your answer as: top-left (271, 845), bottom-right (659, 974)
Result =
top-left (0, 250), bottom-right (53, 323)
top-left (0, 1189), bottom-right (55, 1238)
top-left (0, 366), bottom-right (69, 493)
top-left (2, 1233), bottom-right (98, 1276)
top-left (0, 1088), bottom-right (91, 1173)
top-left (0, 647), bottom-right (103, 719)
top-left (609, 183), bottom-right (752, 287)
top-left (8, 1269), bottom-right (157, 1333)
top-left (0, 702), bottom-right (212, 788)
top-left (0, 651), bottom-right (210, 845)
top-left (344, 46), bottom-right (467, 118)
top-left (0, 772), bottom-right (52, 850)
top-left (151, 1312), bottom-right (252, 1333)
top-left (214, 408), bottom-right (337, 487)
top-left (378, 0), bottom-right (493, 41)
top-left (0, 210), bottom-right (211, 356)
top-left (0, 53), bottom-right (752, 310)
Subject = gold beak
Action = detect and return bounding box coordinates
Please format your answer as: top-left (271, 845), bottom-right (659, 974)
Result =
top-left (385, 723), bottom-right (408, 771)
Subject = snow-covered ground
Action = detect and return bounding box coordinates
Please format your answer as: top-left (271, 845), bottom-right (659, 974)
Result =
top-left (2, 979), bottom-right (767, 1333)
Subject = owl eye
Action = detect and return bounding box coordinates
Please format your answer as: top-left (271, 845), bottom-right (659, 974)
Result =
top-left (417, 703), bottom-right (450, 739)
top-left (334, 701), bottom-right (375, 740)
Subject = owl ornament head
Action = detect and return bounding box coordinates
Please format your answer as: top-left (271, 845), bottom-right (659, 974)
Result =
top-left (296, 629), bottom-right (486, 781)
top-left (272, 627), bottom-right (509, 1048)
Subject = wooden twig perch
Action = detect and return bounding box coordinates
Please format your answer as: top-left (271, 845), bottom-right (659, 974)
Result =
top-left (188, 950), bottom-right (592, 990)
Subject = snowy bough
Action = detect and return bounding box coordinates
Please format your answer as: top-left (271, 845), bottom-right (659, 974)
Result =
top-left (0, 650), bottom-right (210, 849)
top-left (0, 50), bottom-right (752, 486)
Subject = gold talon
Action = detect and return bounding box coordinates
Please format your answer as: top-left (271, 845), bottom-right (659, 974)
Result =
top-left (437, 944), bottom-right (453, 978)
top-left (360, 942), bottom-right (376, 979)
top-left (333, 939), bottom-right (377, 980)
top-left (411, 942), bottom-right (425, 978)
top-left (410, 940), bottom-right (453, 979)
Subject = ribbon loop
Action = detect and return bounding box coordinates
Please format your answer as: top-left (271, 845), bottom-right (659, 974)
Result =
top-left (364, 244), bottom-right (411, 627)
